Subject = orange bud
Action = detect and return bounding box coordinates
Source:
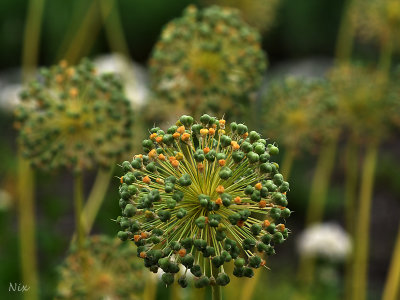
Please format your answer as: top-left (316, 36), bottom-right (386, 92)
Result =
top-left (173, 132), bottom-right (180, 139)
top-left (255, 182), bottom-right (262, 190)
top-left (120, 176), bottom-right (124, 183)
top-left (181, 133), bottom-right (190, 141)
top-left (203, 147), bottom-right (210, 154)
top-left (263, 220), bottom-right (271, 228)
top-left (242, 132), bottom-right (248, 138)
top-left (134, 235), bottom-right (141, 242)
top-left (209, 128), bottom-right (215, 135)
top-left (140, 251), bottom-right (147, 258)
top-left (237, 220), bottom-right (244, 227)
top-left (158, 154), bottom-right (166, 161)
top-left (218, 159), bottom-right (226, 166)
top-left (234, 196), bottom-right (241, 204)
top-left (156, 136), bottom-right (163, 143)
top-left (148, 149), bottom-right (157, 159)
top-left (215, 198), bottom-right (222, 205)
top-left (261, 259), bottom-right (266, 266)
top-left (216, 185), bottom-right (225, 194)
top-left (171, 160), bottom-right (179, 168)
top-left (169, 156), bottom-right (176, 162)
top-left (150, 133), bottom-right (157, 140)
top-left (231, 141), bottom-right (240, 150)
top-left (178, 248), bottom-right (187, 257)
top-left (276, 224), bottom-right (285, 232)
top-left (143, 176), bottom-right (151, 184)
top-left (69, 87), bottom-right (78, 98)
top-left (177, 126), bottom-right (185, 134)
top-left (141, 232), bottom-right (148, 239)
top-left (197, 163), bottom-right (204, 172)
top-left (259, 200), bottom-right (267, 208)
top-left (200, 128), bottom-right (209, 136)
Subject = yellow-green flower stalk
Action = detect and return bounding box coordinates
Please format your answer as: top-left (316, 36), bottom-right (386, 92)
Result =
top-left (202, 0), bottom-right (282, 33)
top-left (116, 114), bottom-right (291, 298)
top-left (329, 63), bottom-right (394, 300)
top-left (149, 5), bottom-right (267, 117)
top-left (56, 235), bottom-right (146, 300)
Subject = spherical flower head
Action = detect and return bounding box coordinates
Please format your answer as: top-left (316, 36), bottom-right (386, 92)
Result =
top-left (116, 114), bottom-right (291, 287)
top-left (202, 0), bottom-right (281, 33)
top-left (350, 0), bottom-right (400, 48)
top-left (56, 235), bottom-right (146, 299)
top-left (14, 59), bottom-right (134, 172)
top-left (149, 5), bottom-right (267, 116)
top-left (263, 76), bottom-right (336, 152)
top-left (328, 64), bottom-right (392, 142)
top-left (297, 223), bottom-right (352, 261)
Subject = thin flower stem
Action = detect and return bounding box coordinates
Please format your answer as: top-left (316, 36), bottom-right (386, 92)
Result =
top-left (82, 165), bottom-right (115, 235)
top-left (74, 172), bottom-right (85, 251)
top-left (17, 155), bottom-right (39, 300)
top-left (351, 140), bottom-right (379, 300)
top-left (280, 148), bottom-right (295, 180)
top-left (212, 285), bottom-right (222, 300)
top-left (382, 223), bottom-right (400, 300)
top-left (335, 0), bottom-right (357, 64)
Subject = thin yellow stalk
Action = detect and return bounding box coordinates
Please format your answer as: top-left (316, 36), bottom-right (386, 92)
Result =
top-left (73, 172), bottom-right (84, 251)
top-left (280, 148), bottom-right (296, 180)
top-left (351, 141), bottom-right (379, 300)
top-left (305, 135), bottom-right (339, 226)
top-left (143, 273), bottom-right (158, 300)
top-left (382, 223), bottom-right (400, 300)
top-left (81, 165), bottom-right (115, 235)
top-left (344, 139), bottom-right (359, 300)
top-left (17, 156), bottom-right (39, 300)
top-left (335, 0), bottom-right (357, 64)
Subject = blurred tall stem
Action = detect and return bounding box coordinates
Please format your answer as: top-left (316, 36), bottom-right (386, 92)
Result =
top-left (280, 148), bottom-right (295, 180)
top-left (382, 223), bottom-right (400, 300)
top-left (296, 135), bottom-right (339, 290)
top-left (73, 172), bottom-right (84, 251)
top-left (212, 285), bottom-right (222, 300)
top-left (17, 156), bottom-right (39, 300)
top-left (351, 140), bottom-right (379, 300)
top-left (81, 165), bottom-right (115, 234)
top-left (335, 0), bottom-right (356, 64)
top-left (344, 139), bottom-right (359, 300)
top-left (18, 0), bottom-right (45, 299)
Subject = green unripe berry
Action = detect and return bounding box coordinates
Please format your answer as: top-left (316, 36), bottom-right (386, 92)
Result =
top-left (249, 256), bottom-right (261, 268)
top-left (124, 204), bottom-right (136, 217)
top-left (234, 258), bottom-right (245, 268)
top-left (161, 273), bottom-right (174, 286)
top-left (117, 231), bottom-right (129, 241)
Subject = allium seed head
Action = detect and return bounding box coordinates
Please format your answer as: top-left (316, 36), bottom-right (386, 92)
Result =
top-left (14, 59), bottom-right (134, 172)
top-left (149, 5), bottom-right (267, 116)
top-left (117, 114), bottom-right (291, 287)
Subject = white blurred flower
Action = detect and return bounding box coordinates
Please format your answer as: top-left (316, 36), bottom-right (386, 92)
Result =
top-left (0, 189), bottom-right (12, 211)
top-left (297, 223), bottom-right (352, 261)
top-left (0, 82), bottom-right (22, 112)
top-left (93, 53), bottom-right (149, 106)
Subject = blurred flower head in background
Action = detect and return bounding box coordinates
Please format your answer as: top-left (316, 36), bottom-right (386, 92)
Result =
top-left (350, 0), bottom-right (400, 48)
top-left (14, 59), bottom-right (134, 172)
top-left (328, 63), bottom-right (394, 143)
top-left (262, 76), bottom-right (337, 153)
top-left (56, 235), bottom-right (146, 300)
top-left (0, 189), bottom-right (12, 211)
top-left (203, 0), bottom-right (282, 33)
top-left (149, 5), bottom-right (267, 117)
top-left (116, 114), bottom-right (291, 287)
top-left (297, 223), bottom-right (352, 261)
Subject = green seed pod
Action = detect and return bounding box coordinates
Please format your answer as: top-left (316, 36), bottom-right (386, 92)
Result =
top-left (124, 204), bottom-right (137, 217)
top-left (232, 151), bottom-right (245, 163)
top-left (162, 273), bottom-right (175, 286)
top-left (237, 124), bottom-right (248, 135)
top-left (250, 224), bottom-right (262, 236)
top-left (216, 273), bottom-right (230, 286)
top-left (178, 276), bottom-right (188, 288)
top-left (249, 256), bottom-right (262, 268)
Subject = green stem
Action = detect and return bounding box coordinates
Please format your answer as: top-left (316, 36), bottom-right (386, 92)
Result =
top-left (73, 172), bottom-right (84, 251)
top-left (280, 148), bottom-right (295, 180)
top-left (351, 141), bottom-right (379, 300)
top-left (17, 156), bottom-right (39, 300)
top-left (212, 285), bottom-right (222, 300)
top-left (305, 136), bottom-right (339, 226)
top-left (22, 0), bottom-right (45, 81)
top-left (82, 165), bottom-right (115, 235)
top-left (344, 139), bottom-right (359, 300)
top-left (241, 268), bottom-right (262, 300)
top-left (382, 223), bottom-right (400, 300)
top-left (335, 0), bottom-right (356, 64)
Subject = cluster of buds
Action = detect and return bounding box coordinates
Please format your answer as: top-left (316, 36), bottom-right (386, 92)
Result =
top-left (56, 235), bottom-right (145, 299)
top-left (116, 114), bottom-right (291, 287)
top-left (263, 77), bottom-right (336, 151)
top-left (14, 59), bottom-right (134, 172)
top-left (149, 5), bottom-right (267, 116)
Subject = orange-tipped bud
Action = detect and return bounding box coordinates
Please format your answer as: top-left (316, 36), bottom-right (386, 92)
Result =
top-left (216, 198), bottom-right (222, 205)
top-left (69, 88), bottom-right (78, 98)
top-left (156, 136), bottom-right (163, 143)
top-left (197, 163), bottom-right (204, 172)
top-left (259, 200), bottom-right (267, 208)
top-left (234, 196), bottom-right (241, 204)
top-left (177, 126), bottom-right (185, 134)
top-left (237, 220), bottom-right (244, 227)
top-left (209, 128), bottom-right (215, 135)
top-left (276, 224), bottom-right (285, 232)
top-left (175, 152), bottom-right (184, 160)
top-left (263, 220), bottom-right (271, 228)
top-left (255, 182), bottom-right (262, 190)
top-left (216, 185), bottom-right (225, 194)
top-left (231, 141), bottom-right (240, 150)
top-left (181, 133), bottom-right (190, 141)
top-left (140, 251), bottom-right (147, 258)
top-left (120, 176), bottom-right (124, 183)
top-left (169, 156), bottom-right (176, 162)
top-left (134, 235), bottom-right (141, 242)
top-left (203, 147), bottom-right (210, 154)
top-left (143, 176), bottom-right (151, 184)
top-left (178, 248), bottom-right (187, 257)
top-left (148, 149), bottom-right (157, 159)
top-left (173, 132), bottom-right (180, 139)
top-left (243, 132), bottom-right (249, 138)
top-left (200, 128), bottom-right (209, 136)
top-left (218, 159), bottom-right (226, 166)
top-left (158, 154), bottom-right (166, 161)
top-left (171, 160), bottom-right (179, 168)
top-left (150, 133), bottom-right (157, 140)
top-left (261, 259), bottom-right (266, 267)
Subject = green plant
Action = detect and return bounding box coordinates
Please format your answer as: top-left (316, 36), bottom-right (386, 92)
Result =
top-left (55, 235), bottom-right (146, 300)
top-left (149, 5), bottom-right (267, 117)
top-left (115, 114), bottom-right (291, 299)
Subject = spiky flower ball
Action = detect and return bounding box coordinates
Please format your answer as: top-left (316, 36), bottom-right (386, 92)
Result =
top-left (14, 59), bottom-right (134, 172)
top-left (263, 77), bottom-right (336, 152)
top-left (149, 5), bottom-right (267, 115)
top-left (116, 114), bottom-right (291, 288)
top-left (56, 235), bottom-right (146, 300)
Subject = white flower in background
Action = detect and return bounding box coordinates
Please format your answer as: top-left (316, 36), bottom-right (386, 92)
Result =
top-left (0, 189), bottom-right (12, 211)
top-left (297, 223), bottom-right (352, 261)
top-left (94, 53), bottom-right (149, 106)
top-left (0, 82), bottom-right (22, 112)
